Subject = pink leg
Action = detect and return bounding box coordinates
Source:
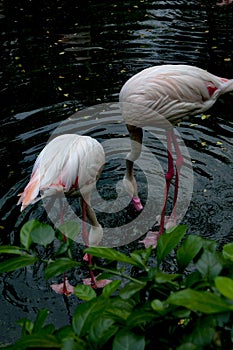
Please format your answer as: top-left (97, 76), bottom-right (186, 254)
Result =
top-left (171, 131), bottom-right (184, 220)
top-left (58, 196), bottom-right (69, 295)
top-left (81, 199), bottom-right (97, 288)
top-left (159, 130), bottom-right (175, 235)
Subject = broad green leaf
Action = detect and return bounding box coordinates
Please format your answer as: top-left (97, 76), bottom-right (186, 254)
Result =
top-left (9, 334), bottom-right (61, 349)
top-left (107, 298), bottom-right (136, 321)
top-left (74, 284), bottom-right (96, 301)
top-left (0, 256), bottom-right (38, 273)
top-left (57, 221), bottom-right (80, 241)
top-left (130, 247), bottom-right (152, 268)
top-left (113, 329), bottom-right (145, 350)
top-left (102, 280), bottom-right (121, 298)
top-left (33, 309), bottom-right (50, 332)
top-left (177, 235), bottom-right (203, 270)
top-left (45, 258), bottom-right (80, 279)
top-left (0, 245), bottom-right (27, 256)
top-left (126, 308), bottom-right (156, 327)
top-left (157, 225), bottom-right (187, 265)
top-left (72, 300), bottom-right (98, 337)
top-left (215, 276), bottom-right (233, 300)
top-left (85, 247), bottom-right (138, 266)
top-left (20, 219), bottom-right (40, 249)
top-left (223, 243), bottom-right (233, 261)
top-left (167, 289), bottom-right (233, 313)
top-left (184, 317), bottom-right (216, 347)
top-left (119, 281), bottom-right (146, 300)
top-left (88, 317), bottom-right (118, 346)
top-left (62, 338), bottom-right (86, 350)
top-left (30, 222), bottom-right (55, 247)
top-left (155, 270), bottom-right (181, 283)
top-left (195, 250), bottom-right (222, 280)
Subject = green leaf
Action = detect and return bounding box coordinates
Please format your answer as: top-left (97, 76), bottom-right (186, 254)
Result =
top-left (74, 284), bottom-right (96, 301)
top-left (9, 334), bottom-right (61, 349)
top-left (33, 309), bottom-right (50, 332)
top-left (106, 298), bottom-right (136, 321)
top-left (30, 222), bottom-right (55, 247)
top-left (45, 258), bottom-right (80, 279)
top-left (0, 245), bottom-right (28, 256)
top-left (0, 256), bottom-right (38, 273)
top-left (119, 281), bottom-right (146, 300)
top-left (126, 307), bottom-right (156, 327)
top-left (195, 250), bottom-right (222, 280)
top-left (113, 330), bottom-right (145, 350)
top-left (177, 235), bottom-right (203, 270)
top-left (72, 300), bottom-right (98, 337)
top-left (85, 247), bottom-right (138, 266)
top-left (223, 243), bottom-right (233, 261)
top-left (155, 270), bottom-right (181, 283)
top-left (20, 219), bottom-right (40, 249)
top-left (57, 221), bottom-right (80, 241)
top-left (62, 338), bottom-right (86, 350)
top-left (184, 317), bottom-right (216, 347)
top-left (215, 276), bottom-right (233, 300)
top-left (167, 289), bottom-right (233, 313)
top-left (157, 225), bottom-right (187, 265)
top-left (88, 317), bottom-right (118, 347)
top-left (130, 247), bottom-right (152, 268)
top-left (17, 318), bottom-right (34, 336)
top-left (102, 280), bottom-right (121, 298)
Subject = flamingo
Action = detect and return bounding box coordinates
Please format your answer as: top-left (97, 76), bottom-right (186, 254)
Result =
top-left (119, 64), bottom-right (233, 246)
top-left (17, 134), bottom-right (106, 291)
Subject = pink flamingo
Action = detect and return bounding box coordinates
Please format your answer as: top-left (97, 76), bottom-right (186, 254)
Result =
top-left (18, 134), bottom-right (105, 292)
top-left (119, 64), bottom-right (233, 247)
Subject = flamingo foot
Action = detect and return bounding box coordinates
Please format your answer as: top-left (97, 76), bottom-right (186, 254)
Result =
top-left (139, 231), bottom-right (160, 249)
top-left (131, 197), bottom-right (143, 211)
top-left (83, 274), bottom-right (112, 288)
top-left (83, 253), bottom-right (89, 261)
top-left (50, 278), bottom-right (74, 295)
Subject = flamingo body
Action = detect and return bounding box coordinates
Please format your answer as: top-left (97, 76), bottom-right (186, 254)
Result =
top-left (18, 134), bottom-right (105, 247)
top-left (18, 134), bottom-right (104, 208)
top-left (119, 65), bottom-right (233, 239)
top-left (120, 64), bottom-right (233, 128)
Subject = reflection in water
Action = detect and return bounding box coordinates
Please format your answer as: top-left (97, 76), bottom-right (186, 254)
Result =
top-left (0, 0), bottom-right (233, 344)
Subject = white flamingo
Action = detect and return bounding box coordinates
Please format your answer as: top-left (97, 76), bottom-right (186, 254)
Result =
top-left (119, 64), bottom-right (233, 246)
top-left (18, 133), bottom-right (105, 291)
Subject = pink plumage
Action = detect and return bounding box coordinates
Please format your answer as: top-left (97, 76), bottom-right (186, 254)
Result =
top-left (120, 64), bottom-right (233, 127)
top-left (119, 64), bottom-right (233, 243)
top-left (18, 134), bottom-right (105, 211)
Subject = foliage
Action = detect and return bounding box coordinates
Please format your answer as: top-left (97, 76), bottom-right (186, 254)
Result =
top-left (0, 221), bottom-right (233, 349)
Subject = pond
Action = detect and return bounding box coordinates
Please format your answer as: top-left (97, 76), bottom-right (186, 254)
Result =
top-left (0, 0), bottom-right (233, 345)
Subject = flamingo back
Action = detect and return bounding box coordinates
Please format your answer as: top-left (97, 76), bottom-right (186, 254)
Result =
top-left (119, 65), bottom-right (233, 127)
top-left (18, 134), bottom-right (105, 210)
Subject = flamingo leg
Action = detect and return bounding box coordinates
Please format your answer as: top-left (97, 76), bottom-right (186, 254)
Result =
top-left (58, 196), bottom-right (69, 295)
top-left (125, 125), bottom-right (143, 210)
top-left (81, 198), bottom-right (97, 288)
top-left (171, 131), bottom-right (184, 221)
top-left (159, 130), bottom-right (175, 235)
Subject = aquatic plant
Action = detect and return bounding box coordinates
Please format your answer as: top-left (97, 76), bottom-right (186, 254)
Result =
top-left (0, 222), bottom-right (233, 349)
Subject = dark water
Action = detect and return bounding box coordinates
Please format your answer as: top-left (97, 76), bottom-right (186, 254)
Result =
top-left (0, 0), bottom-right (233, 345)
